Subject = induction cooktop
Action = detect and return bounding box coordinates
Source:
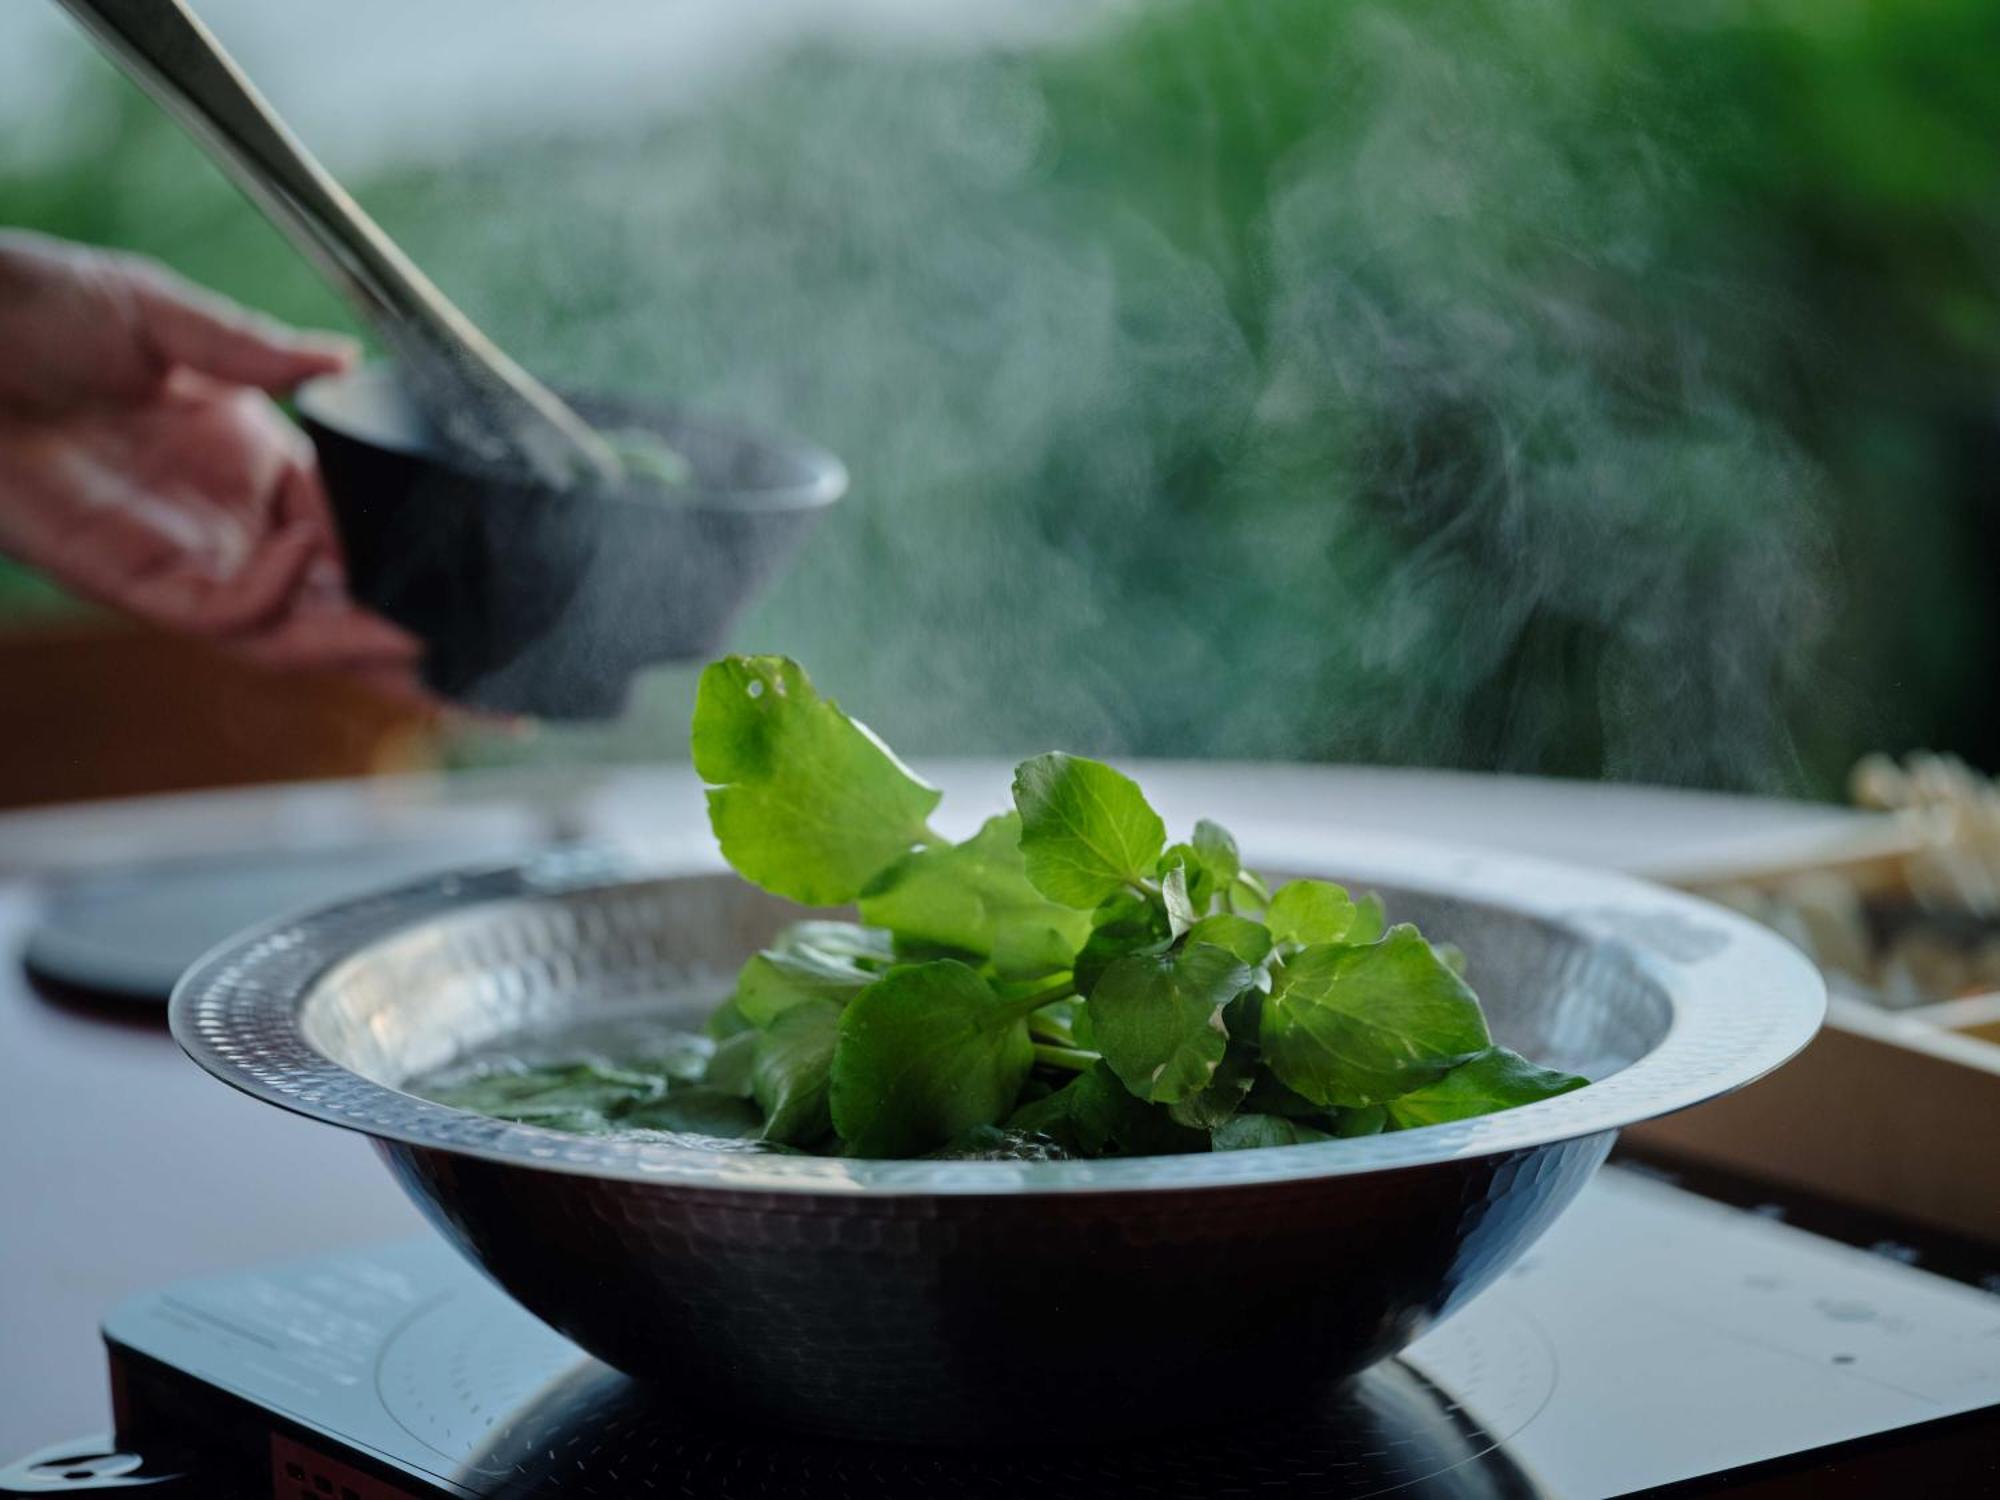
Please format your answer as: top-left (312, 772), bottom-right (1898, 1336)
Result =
top-left (7, 1162), bottom-right (2000, 1499)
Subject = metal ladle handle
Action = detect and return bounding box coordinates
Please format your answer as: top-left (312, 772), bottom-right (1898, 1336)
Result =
top-left (52, 0), bottom-right (621, 489)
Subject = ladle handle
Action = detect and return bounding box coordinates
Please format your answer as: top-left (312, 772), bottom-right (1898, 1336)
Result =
top-left (51, 0), bottom-right (620, 488)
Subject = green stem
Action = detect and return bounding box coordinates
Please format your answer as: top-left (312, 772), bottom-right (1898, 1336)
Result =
top-left (1032, 1044), bottom-right (1098, 1073)
top-left (1028, 1013), bottom-right (1076, 1046)
top-left (1003, 979), bottom-right (1076, 1019)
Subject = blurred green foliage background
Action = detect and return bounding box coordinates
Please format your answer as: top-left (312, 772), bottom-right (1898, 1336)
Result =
top-left (4, 0), bottom-right (1998, 795)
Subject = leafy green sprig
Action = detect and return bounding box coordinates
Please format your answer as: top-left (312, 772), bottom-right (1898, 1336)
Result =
top-left (688, 656), bottom-right (1586, 1159)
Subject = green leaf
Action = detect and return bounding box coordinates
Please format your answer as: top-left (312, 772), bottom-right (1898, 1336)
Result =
top-left (1160, 844), bottom-right (1204, 904)
top-left (1193, 820), bottom-right (1241, 894)
top-left (1384, 1047), bottom-right (1588, 1129)
top-left (1088, 942), bottom-right (1252, 1104)
top-left (692, 656), bottom-right (941, 905)
top-left (705, 999), bottom-right (756, 1041)
top-left (1226, 868), bottom-right (1272, 916)
top-left (1166, 989), bottom-right (1261, 1129)
top-left (829, 961), bottom-right (1036, 1158)
top-left (989, 926), bottom-right (1077, 981)
top-left (1158, 820), bottom-right (1243, 912)
top-left (859, 813), bottom-right (1091, 980)
top-left (1006, 1062), bottom-right (1207, 1157)
top-left (781, 920), bottom-right (898, 966)
top-left (1261, 925), bottom-right (1491, 1107)
top-left (1161, 861), bottom-right (1199, 937)
top-left (625, 1034), bottom-right (715, 1084)
top-left (424, 1061), bottom-right (665, 1117)
top-left (1012, 753), bottom-right (1167, 909)
top-left (1335, 1104), bottom-right (1389, 1137)
top-left (1211, 1114), bottom-right (1333, 1151)
top-left (751, 999), bottom-right (843, 1145)
top-left (703, 1029), bottom-right (759, 1097)
top-left (1347, 890), bottom-right (1387, 944)
top-left (486, 1104), bottom-right (617, 1135)
top-left (620, 1089), bottom-right (764, 1140)
top-left (1265, 879), bottom-right (1358, 945)
top-left (1242, 1068), bottom-right (1324, 1118)
top-left (735, 921), bottom-right (896, 1026)
top-left (1072, 890), bottom-right (1172, 996)
top-left (1183, 913), bottom-right (1273, 966)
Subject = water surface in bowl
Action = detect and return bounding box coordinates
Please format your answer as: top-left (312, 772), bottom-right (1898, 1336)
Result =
top-left (403, 1011), bottom-right (764, 1147)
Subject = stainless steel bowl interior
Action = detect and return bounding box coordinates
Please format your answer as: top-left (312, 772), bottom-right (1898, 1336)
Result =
top-left (174, 833), bottom-right (1824, 1195)
top-left (302, 875), bottom-right (1663, 1101)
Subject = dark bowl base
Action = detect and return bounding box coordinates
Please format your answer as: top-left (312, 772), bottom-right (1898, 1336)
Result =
top-left (379, 1132), bottom-right (1612, 1446)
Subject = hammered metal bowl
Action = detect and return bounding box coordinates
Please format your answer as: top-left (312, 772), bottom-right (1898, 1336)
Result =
top-left (170, 834), bottom-right (1823, 1445)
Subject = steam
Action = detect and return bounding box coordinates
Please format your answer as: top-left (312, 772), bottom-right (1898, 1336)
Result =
top-left (410, 0), bottom-right (1829, 790)
top-left (1246, 3), bottom-right (1834, 789)
top-left (26, 0), bottom-right (1846, 790)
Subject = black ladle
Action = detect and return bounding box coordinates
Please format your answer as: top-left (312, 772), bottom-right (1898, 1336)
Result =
top-left (54, 0), bottom-right (845, 718)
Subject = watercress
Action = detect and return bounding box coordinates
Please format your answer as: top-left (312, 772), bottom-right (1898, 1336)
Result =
top-left (691, 654), bottom-right (941, 905)
top-left (416, 655), bottom-right (1589, 1159)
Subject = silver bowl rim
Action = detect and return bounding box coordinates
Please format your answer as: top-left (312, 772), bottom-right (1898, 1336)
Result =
top-left (169, 831), bottom-right (1824, 1196)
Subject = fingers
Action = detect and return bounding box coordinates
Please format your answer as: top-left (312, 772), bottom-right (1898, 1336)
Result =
top-left (123, 260), bottom-right (358, 395)
top-left (0, 236), bottom-right (358, 412)
top-left (225, 584), bottom-right (438, 709)
top-left (0, 356), bottom-right (438, 704)
top-left (230, 604), bottom-right (424, 673)
top-left (162, 520), bottom-right (329, 636)
top-left (211, 462), bottom-right (432, 683)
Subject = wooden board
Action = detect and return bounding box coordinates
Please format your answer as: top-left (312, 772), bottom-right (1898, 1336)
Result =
top-left (1634, 833), bottom-right (2000, 1244)
top-left (0, 617), bottom-right (438, 808)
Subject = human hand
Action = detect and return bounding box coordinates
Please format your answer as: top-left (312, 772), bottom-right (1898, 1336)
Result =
top-left (0, 231), bottom-right (427, 700)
